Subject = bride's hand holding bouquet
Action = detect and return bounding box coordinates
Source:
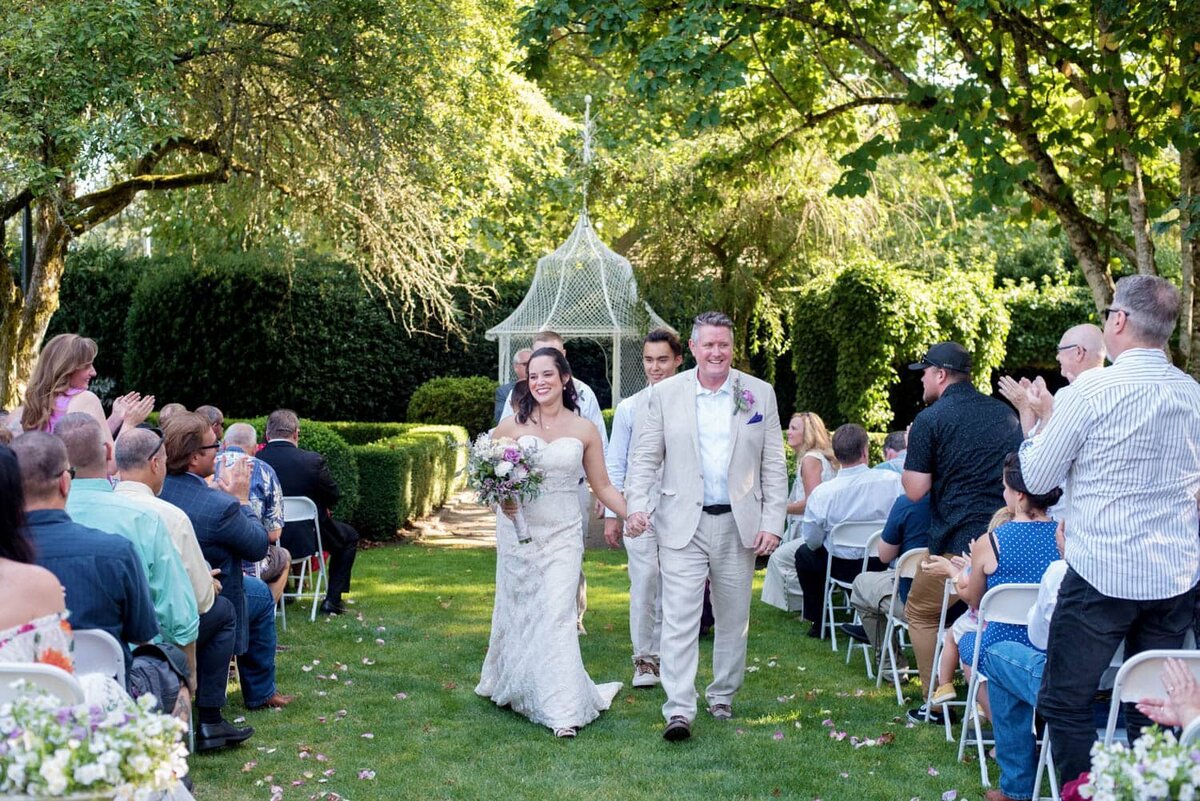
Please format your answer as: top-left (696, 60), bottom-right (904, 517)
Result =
top-left (465, 434), bottom-right (545, 543)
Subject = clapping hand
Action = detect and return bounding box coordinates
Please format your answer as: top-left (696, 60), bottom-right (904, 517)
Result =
top-left (922, 553), bottom-right (967, 579)
top-left (1137, 657), bottom-right (1200, 729)
top-left (216, 456), bottom-right (252, 503)
top-left (997, 375), bottom-right (1032, 410)
top-left (112, 392), bottom-right (156, 428)
top-left (1026, 376), bottom-right (1053, 421)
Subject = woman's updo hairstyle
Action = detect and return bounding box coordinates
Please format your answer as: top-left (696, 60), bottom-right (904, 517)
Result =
top-left (516, 347), bottom-right (580, 424)
top-left (1002, 452), bottom-right (1063, 511)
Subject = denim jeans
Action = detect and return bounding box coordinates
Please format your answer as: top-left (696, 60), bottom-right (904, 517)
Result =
top-left (240, 575), bottom-right (279, 708)
top-left (1039, 568), bottom-right (1194, 783)
top-left (983, 641), bottom-right (1046, 801)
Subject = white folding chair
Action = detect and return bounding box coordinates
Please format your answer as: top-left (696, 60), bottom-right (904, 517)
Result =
top-left (821, 520), bottom-right (885, 652)
top-left (957, 583), bottom-right (1041, 787)
top-left (843, 531), bottom-right (884, 677)
top-left (1103, 649), bottom-right (1200, 745)
top-left (72, 628), bottom-right (127, 688)
top-left (927, 577), bottom-right (968, 741)
top-left (281, 496), bottom-right (326, 624)
top-left (0, 663), bottom-right (86, 705)
top-left (876, 547), bottom-right (928, 704)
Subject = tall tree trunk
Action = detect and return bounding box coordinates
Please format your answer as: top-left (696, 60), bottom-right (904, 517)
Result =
top-left (1181, 147), bottom-right (1200, 377)
top-left (0, 199), bottom-right (72, 408)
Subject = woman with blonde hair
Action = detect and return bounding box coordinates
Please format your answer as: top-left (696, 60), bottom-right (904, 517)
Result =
top-left (761, 411), bottom-right (839, 612)
top-left (14, 334), bottom-right (152, 444)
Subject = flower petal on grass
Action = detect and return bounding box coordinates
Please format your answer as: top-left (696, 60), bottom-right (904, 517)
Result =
top-left (358, 769), bottom-right (376, 780)
top-left (773, 731), bottom-right (784, 741)
top-left (927, 767), bottom-right (939, 776)
top-left (941, 791), bottom-right (957, 801)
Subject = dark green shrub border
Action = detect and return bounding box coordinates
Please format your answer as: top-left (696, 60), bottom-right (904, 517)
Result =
top-left (406, 377), bottom-right (497, 438)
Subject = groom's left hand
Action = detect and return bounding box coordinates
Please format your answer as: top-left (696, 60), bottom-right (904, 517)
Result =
top-left (752, 531), bottom-right (781, 556)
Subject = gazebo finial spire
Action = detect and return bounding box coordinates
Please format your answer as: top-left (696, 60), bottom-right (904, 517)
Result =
top-left (581, 95), bottom-right (594, 210)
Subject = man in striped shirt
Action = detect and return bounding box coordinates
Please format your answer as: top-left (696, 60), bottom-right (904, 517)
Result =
top-left (1020, 274), bottom-right (1200, 786)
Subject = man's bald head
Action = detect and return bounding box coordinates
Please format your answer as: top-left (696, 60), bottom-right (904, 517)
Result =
top-left (115, 426), bottom-right (164, 472)
top-left (1057, 323), bottom-right (1106, 382)
top-left (11, 431), bottom-right (70, 505)
top-left (223, 422), bottom-right (259, 452)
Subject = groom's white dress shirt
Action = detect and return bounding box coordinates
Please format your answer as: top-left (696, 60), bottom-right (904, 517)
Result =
top-left (695, 375), bottom-right (733, 506)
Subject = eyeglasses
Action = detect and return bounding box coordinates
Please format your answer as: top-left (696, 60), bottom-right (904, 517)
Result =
top-left (197, 443), bottom-right (220, 451)
top-left (1055, 344), bottom-right (1082, 353)
top-left (62, 466), bottom-right (76, 479)
top-left (1102, 307), bottom-right (1128, 321)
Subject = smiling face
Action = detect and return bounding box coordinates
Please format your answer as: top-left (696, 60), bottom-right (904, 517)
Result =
top-left (526, 354), bottom-right (567, 407)
top-left (786, 415), bottom-right (806, 451)
top-left (642, 341), bottom-right (682, 386)
top-left (68, 361), bottom-right (97, 391)
top-left (689, 324), bottom-right (733, 388)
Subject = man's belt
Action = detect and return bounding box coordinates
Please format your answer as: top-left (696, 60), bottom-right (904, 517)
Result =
top-left (702, 504), bottom-right (732, 515)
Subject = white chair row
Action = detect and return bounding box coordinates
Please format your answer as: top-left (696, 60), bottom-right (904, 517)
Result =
top-left (279, 495), bottom-right (326, 627)
top-left (820, 520), bottom-right (886, 653)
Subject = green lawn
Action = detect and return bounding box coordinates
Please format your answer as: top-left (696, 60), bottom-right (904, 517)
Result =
top-left (192, 544), bottom-right (983, 801)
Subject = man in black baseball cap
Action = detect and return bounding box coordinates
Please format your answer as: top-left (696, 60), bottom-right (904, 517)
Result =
top-left (899, 341), bottom-right (1023, 726)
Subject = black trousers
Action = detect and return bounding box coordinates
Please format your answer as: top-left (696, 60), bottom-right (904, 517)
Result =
top-left (195, 594), bottom-right (236, 709)
top-left (325, 520), bottom-right (359, 602)
top-left (795, 544), bottom-right (885, 625)
top-left (1039, 568), bottom-right (1194, 782)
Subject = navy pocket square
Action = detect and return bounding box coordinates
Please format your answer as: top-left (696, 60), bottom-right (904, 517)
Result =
top-left (747, 412), bottom-right (763, 424)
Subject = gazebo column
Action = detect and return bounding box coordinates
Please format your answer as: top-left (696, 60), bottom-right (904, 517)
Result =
top-left (498, 336), bottom-right (510, 383)
top-left (611, 333), bottom-right (622, 406)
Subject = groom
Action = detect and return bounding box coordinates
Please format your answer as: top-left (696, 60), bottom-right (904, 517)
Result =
top-left (626, 311), bottom-right (788, 741)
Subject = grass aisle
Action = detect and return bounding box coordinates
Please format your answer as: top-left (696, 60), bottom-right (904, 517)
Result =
top-left (193, 544), bottom-right (982, 801)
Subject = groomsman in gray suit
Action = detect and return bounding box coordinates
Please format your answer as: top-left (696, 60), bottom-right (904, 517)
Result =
top-left (626, 311), bottom-right (788, 741)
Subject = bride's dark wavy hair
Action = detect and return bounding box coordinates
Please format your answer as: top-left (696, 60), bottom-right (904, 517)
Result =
top-left (516, 347), bottom-right (580, 424)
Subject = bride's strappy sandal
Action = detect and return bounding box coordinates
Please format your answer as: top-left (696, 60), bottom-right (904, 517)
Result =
top-left (554, 727), bottom-right (577, 739)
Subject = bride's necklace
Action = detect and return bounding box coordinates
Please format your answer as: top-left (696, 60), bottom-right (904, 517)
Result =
top-left (535, 410), bottom-right (563, 431)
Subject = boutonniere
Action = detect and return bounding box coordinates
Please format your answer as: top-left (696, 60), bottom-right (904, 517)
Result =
top-left (732, 377), bottom-right (755, 415)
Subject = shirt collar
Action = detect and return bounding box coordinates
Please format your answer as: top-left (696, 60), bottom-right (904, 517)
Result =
top-left (223, 445), bottom-right (247, 455)
top-left (939, 381), bottom-right (977, 400)
top-left (71, 477), bottom-right (114, 493)
top-left (26, 509), bottom-right (72, 526)
top-left (1113, 347), bottom-right (1170, 365)
top-left (695, 371), bottom-right (735, 397)
top-left (267, 438), bottom-right (296, 446)
top-left (837, 463), bottom-right (870, 477)
top-left (114, 480), bottom-right (155, 498)
top-left (182, 472), bottom-right (207, 485)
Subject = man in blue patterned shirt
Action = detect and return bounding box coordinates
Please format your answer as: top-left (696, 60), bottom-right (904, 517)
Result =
top-left (216, 423), bottom-right (290, 603)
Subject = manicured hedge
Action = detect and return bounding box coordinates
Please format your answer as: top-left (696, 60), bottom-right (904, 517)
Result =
top-left (350, 424), bottom-right (469, 539)
top-left (323, 422), bottom-right (414, 446)
top-left (406, 377), bottom-right (496, 438)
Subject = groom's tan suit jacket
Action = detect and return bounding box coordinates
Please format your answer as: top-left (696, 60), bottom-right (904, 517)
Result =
top-left (626, 368), bottom-right (788, 550)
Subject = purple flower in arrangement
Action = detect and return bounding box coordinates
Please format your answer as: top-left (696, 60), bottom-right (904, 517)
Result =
top-left (731, 377), bottom-right (755, 414)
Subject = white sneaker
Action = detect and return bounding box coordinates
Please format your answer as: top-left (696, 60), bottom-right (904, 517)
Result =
top-left (632, 659), bottom-right (661, 688)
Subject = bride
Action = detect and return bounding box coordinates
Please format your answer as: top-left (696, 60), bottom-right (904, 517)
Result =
top-left (476, 347), bottom-right (629, 738)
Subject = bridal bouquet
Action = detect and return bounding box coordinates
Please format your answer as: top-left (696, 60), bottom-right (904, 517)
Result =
top-left (0, 684), bottom-right (188, 800)
top-left (465, 435), bottom-right (545, 543)
top-left (1081, 727), bottom-right (1200, 801)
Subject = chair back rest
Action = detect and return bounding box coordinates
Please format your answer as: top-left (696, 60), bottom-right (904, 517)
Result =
top-left (1104, 649), bottom-right (1200, 745)
top-left (978, 583), bottom-right (1040, 626)
top-left (895, 548), bottom-right (929, 581)
top-left (0, 663), bottom-right (86, 705)
top-left (73, 628), bottom-right (127, 688)
top-left (281, 496), bottom-right (321, 558)
top-left (860, 531), bottom-right (884, 569)
top-left (828, 521), bottom-right (885, 551)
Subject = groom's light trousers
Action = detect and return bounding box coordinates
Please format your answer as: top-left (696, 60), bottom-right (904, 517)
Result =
top-left (658, 510), bottom-right (756, 722)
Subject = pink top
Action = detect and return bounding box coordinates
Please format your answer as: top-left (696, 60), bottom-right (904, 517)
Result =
top-left (44, 387), bottom-right (84, 432)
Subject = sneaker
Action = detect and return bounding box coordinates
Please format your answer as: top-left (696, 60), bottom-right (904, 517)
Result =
top-left (839, 623), bottom-right (870, 644)
top-left (907, 703), bottom-right (949, 726)
top-left (930, 682), bottom-right (957, 705)
top-left (707, 703), bottom-right (733, 720)
top-left (632, 659), bottom-right (661, 688)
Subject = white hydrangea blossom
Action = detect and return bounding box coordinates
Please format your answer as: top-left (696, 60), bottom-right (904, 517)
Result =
top-left (1084, 729), bottom-right (1200, 801)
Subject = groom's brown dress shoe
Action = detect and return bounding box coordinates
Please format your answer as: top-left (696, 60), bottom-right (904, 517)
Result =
top-left (663, 716), bottom-right (692, 741)
top-left (707, 703), bottom-right (733, 720)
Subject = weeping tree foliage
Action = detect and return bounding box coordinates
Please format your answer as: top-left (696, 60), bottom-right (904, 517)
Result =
top-left (520, 0), bottom-right (1200, 373)
top-left (0, 0), bottom-right (568, 406)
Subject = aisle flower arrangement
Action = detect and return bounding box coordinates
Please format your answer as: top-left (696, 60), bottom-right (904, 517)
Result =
top-left (1081, 728), bottom-right (1200, 801)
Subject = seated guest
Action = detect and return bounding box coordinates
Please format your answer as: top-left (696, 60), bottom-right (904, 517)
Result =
top-left (158, 413), bottom-right (294, 715)
top-left (873, 430), bottom-right (907, 474)
top-left (194, 405), bottom-right (225, 441)
top-left (794, 423), bottom-right (902, 638)
top-left (216, 423), bottom-right (290, 603)
top-left (159, 403), bottom-right (188, 425)
top-left (57, 414), bottom-right (200, 653)
top-left (979, 547), bottom-right (1068, 801)
top-left (842, 491), bottom-right (930, 675)
top-left (10, 432), bottom-right (158, 681)
top-left (112, 426), bottom-right (243, 751)
top-left (761, 411), bottom-right (837, 612)
top-left (0, 444), bottom-right (135, 711)
top-left (258, 409), bottom-right (358, 615)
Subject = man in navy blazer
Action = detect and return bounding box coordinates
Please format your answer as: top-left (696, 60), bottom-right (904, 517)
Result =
top-left (257, 409), bottom-right (358, 615)
top-left (159, 413), bottom-right (294, 737)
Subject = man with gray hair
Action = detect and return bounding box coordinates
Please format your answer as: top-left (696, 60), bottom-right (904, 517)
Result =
top-left (12, 431), bottom-right (158, 679)
top-left (195, 405), bottom-right (225, 441)
top-left (494, 348), bottom-right (532, 425)
top-left (57, 413), bottom-right (199, 653)
top-left (113, 424), bottom-right (245, 751)
top-left (216, 423), bottom-right (290, 603)
top-left (1020, 275), bottom-right (1200, 785)
top-left (258, 409), bottom-right (358, 615)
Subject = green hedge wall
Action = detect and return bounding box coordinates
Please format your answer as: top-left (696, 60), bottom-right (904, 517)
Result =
top-left (406, 377), bottom-right (497, 438)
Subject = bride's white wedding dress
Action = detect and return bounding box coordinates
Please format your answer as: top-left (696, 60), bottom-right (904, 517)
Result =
top-left (475, 435), bottom-right (622, 731)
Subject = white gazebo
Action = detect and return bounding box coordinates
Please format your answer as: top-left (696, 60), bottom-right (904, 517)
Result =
top-left (486, 99), bottom-right (668, 406)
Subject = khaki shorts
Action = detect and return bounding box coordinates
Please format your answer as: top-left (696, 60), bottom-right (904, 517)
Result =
top-left (245, 544), bottom-right (291, 582)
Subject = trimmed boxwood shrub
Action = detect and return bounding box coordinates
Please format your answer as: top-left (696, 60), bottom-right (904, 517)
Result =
top-left (350, 424), bottom-right (468, 539)
top-left (323, 422), bottom-right (414, 446)
top-left (239, 417), bottom-right (360, 521)
top-left (406, 377), bottom-right (496, 438)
